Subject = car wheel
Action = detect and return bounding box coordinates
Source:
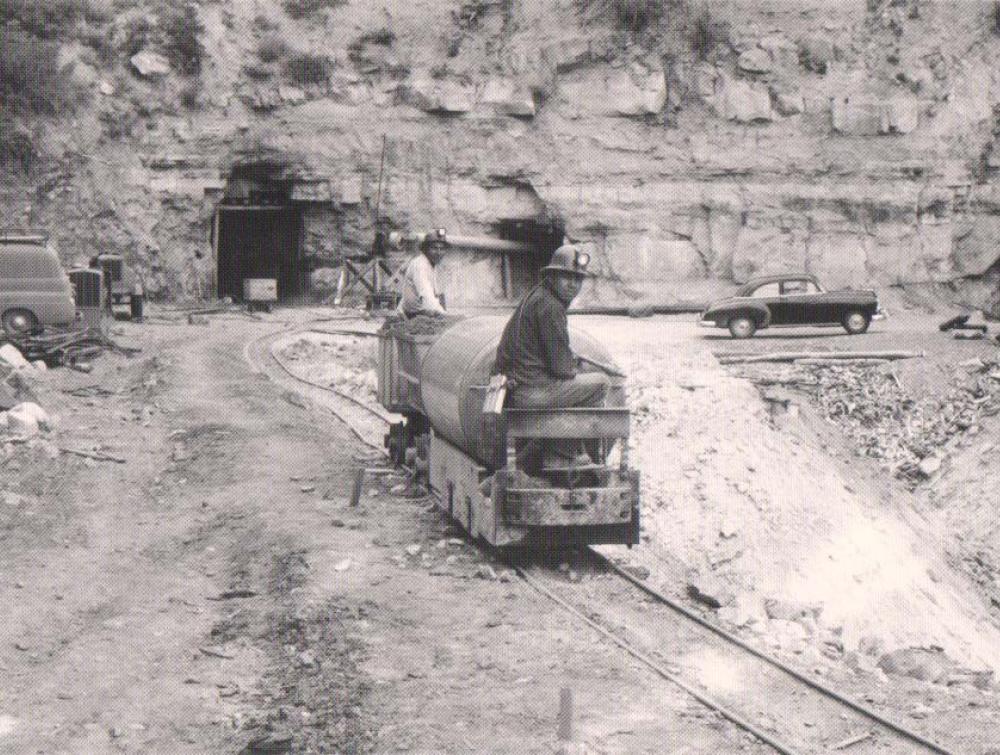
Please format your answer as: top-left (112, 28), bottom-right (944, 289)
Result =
top-left (728, 316), bottom-right (757, 339)
top-left (842, 310), bottom-right (870, 335)
top-left (1, 308), bottom-right (39, 336)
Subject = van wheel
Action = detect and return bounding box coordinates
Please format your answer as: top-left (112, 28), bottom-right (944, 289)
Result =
top-left (842, 310), bottom-right (870, 335)
top-left (2, 309), bottom-right (39, 336)
top-left (728, 316), bottom-right (757, 339)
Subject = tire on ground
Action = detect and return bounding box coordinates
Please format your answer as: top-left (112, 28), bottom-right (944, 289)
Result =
top-left (842, 309), bottom-right (870, 335)
top-left (1, 308), bottom-right (39, 336)
top-left (728, 315), bottom-right (757, 339)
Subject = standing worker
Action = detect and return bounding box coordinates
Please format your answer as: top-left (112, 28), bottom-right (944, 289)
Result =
top-left (397, 228), bottom-right (448, 318)
top-left (493, 244), bottom-right (610, 472)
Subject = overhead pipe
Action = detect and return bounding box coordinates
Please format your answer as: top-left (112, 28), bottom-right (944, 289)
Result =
top-left (388, 230), bottom-right (537, 254)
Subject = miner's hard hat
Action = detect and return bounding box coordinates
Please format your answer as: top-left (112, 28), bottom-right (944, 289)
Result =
top-left (541, 244), bottom-right (594, 277)
top-left (420, 228), bottom-right (449, 251)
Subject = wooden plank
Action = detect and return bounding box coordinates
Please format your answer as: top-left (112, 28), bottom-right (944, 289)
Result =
top-left (504, 408), bottom-right (629, 439)
top-left (504, 486), bottom-right (634, 526)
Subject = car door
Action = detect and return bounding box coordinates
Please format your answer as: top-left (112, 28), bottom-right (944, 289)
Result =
top-left (747, 281), bottom-right (782, 323)
top-left (776, 278), bottom-right (823, 325)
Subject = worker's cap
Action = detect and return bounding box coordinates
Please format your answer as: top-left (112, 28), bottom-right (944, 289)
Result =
top-left (420, 228), bottom-right (449, 251)
top-left (541, 244), bottom-right (594, 278)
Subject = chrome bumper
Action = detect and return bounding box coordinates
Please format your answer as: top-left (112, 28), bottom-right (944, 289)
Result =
top-left (698, 319), bottom-right (717, 328)
top-left (872, 309), bottom-right (887, 321)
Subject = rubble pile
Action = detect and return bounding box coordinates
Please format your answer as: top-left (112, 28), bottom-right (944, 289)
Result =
top-left (278, 334), bottom-right (379, 400)
top-left (745, 355), bottom-right (1000, 485)
top-left (1, 328), bottom-right (139, 367)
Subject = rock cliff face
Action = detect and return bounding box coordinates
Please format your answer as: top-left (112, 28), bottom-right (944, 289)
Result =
top-left (3, 0), bottom-right (1000, 305)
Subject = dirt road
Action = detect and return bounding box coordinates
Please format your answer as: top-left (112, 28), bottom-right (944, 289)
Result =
top-left (2, 314), bottom-right (766, 754)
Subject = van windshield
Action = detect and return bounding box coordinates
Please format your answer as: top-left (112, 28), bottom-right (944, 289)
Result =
top-left (0, 245), bottom-right (64, 278)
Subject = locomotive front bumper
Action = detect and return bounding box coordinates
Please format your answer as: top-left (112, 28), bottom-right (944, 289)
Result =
top-left (501, 474), bottom-right (640, 528)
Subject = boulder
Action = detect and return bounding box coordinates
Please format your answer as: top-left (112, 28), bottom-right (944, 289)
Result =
top-left (763, 597), bottom-right (822, 622)
top-left (130, 50), bottom-right (170, 77)
top-left (480, 77), bottom-right (535, 117)
top-left (692, 63), bottom-right (718, 101)
top-left (99, 80), bottom-right (115, 96)
top-left (607, 65), bottom-right (666, 116)
top-left (885, 97), bottom-right (919, 134)
top-left (954, 214), bottom-right (1000, 276)
top-left (278, 85), bottom-right (306, 104)
top-left (717, 77), bottom-right (772, 122)
top-left (0, 344), bottom-right (30, 370)
top-left (737, 48), bottom-right (772, 74)
top-left (402, 76), bottom-right (474, 113)
top-left (436, 81), bottom-right (475, 113)
top-left (6, 402), bottom-right (50, 436)
top-left (249, 87), bottom-right (282, 111)
top-left (770, 85), bottom-right (804, 116)
top-left (758, 34), bottom-right (798, 67)
top-left (831, 97), bottom-right (882, 135)
top-left (686, 575), bottom-right (735, 609)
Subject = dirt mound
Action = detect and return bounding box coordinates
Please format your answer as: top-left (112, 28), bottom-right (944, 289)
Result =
top-left (588, 318), bottom-right (1000, 676)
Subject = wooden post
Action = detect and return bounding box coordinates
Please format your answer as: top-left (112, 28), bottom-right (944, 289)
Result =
top-left (557, 687), bottom-right (573, 741)
top-left (349, 468), bottom-right (365, 507)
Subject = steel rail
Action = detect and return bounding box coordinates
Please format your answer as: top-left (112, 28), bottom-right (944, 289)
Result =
top-left (515, 565), bottom-right (802, 755)
top-left (590, 549), bottom-right (953, 755)
top-left (265, 339), bottom-right (395, 426)
top-left (243, 326), bottom-right (389, 453)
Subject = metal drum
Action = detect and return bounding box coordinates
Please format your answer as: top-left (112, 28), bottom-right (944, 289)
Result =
top-left (418, 315), bottom-right (621, 467)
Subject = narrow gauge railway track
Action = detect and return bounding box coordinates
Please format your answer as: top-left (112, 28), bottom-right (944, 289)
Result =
top-left (251, 325), bottom-right (954, 755)
top-left (517, 553), bottom-right (953, 755)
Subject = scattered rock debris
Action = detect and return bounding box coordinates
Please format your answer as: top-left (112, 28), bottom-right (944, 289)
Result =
top-left (737, 356), bottom-right (1000, 486)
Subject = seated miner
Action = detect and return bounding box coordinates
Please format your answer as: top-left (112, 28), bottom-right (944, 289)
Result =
top-left (396, 228), bottom-right (448, 319)
top-left (493, 244), bottom-right (609, 474)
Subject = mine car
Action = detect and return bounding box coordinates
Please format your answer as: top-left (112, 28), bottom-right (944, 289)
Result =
top-left (378, 316), bottom-right (640, 548)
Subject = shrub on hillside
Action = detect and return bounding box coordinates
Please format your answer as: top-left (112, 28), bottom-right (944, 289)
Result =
top-left (688, 5), bottom-right (730, 60)
top-left (0, 115), bottom-right (37, 173)
top-left (0, 0), bottom-right (109, 39)
top-left (284, 52), bottom-right (330, 86)
top-left (257, 35), bottom-right (289, 63)
top-left (158, 1), bottom-right (204, 75)
top-left (576, 0), bottom-right (670, 35)
top-left (282, 0), bottom-right (346, 21)
top-left (0, 27), bottom-right (77, 115)
top-left (117, 13), bottom-right (154, 60)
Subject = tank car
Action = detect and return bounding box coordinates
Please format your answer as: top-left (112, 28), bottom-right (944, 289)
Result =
top-left (378, 316), bottom-right (640, 548)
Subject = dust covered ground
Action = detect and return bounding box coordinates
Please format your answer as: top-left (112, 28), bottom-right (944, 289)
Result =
top-left (2, 303), bottom-right (1000, 753)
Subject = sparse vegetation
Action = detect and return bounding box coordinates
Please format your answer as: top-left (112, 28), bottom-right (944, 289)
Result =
top-left (0, 0), bottom-right (109, 39)
top-left (283, 52), bottom-right (331, 86)
top-left (120, 14), bottom-right (153, 59)
top-left (576, 0), bottom-right (669, 36)
top-left (347, 27), bottom-right (395, 67)
top-left (281, 0), bottom-right (345, 21)
top-left (0, 27), bottom-right (78, 116)
top-left (178, 79), bottom-right (199, 109)
top-left (687, 5), bottom-right (731, 60)
top-left (157, 1), bottom-right (204, 75)
top-left (0, 116), bottom-right (37, 173)
top-left (258, 35), bottom-right (289, 63)
top-left (253, 13), bottom-right (280, 32)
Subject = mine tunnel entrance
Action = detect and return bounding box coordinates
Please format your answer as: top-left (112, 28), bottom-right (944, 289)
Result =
top-left (215, 166), bottom-right (303, 303)
top-left (494, 218), bottom-right (565, 299)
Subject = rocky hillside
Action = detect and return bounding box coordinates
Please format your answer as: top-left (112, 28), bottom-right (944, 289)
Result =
top-left (3, 0), bottom-right (1000, 304)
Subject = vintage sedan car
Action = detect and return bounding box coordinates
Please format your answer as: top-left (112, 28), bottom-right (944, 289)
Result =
top-left (698, 273), bottom-right (885, 338)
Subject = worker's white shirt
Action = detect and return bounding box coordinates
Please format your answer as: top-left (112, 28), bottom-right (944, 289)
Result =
top-left (398, 253), bottom-right (445, 316)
